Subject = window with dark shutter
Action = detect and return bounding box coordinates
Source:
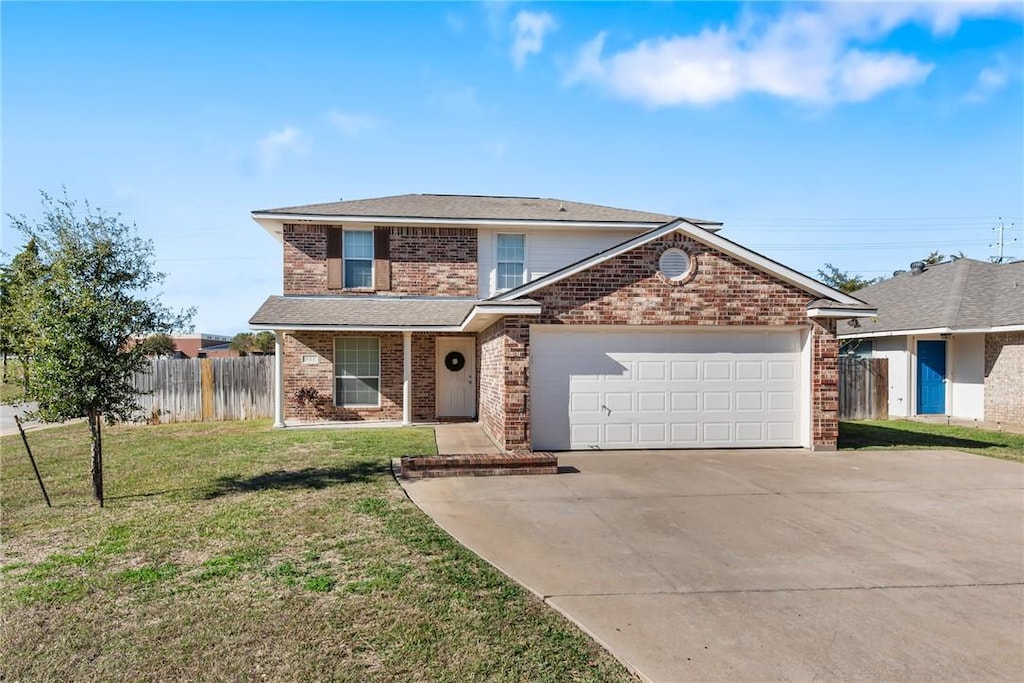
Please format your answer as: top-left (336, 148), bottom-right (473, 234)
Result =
top-left (326, 228), bottom-right (343, 290)
top-left (373, 227), bottom-right (390, 291)
top-left (343, 230), bottom-right (374, 288)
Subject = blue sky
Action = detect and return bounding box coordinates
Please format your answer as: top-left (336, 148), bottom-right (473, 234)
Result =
top-left (3, 1), bottom-right (1022, 335)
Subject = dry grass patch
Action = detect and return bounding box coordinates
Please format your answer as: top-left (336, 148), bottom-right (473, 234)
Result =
top-left (2, 421), bottom-right (631, 682)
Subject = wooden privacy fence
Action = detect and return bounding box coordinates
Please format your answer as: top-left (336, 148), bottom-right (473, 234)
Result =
top-left (838, 356), bottom-right (889, 420)
top-left (133, 356), bottom-right (274, 423)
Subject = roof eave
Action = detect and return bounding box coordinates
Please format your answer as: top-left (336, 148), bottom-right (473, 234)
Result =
top-left (837, 322), bottom-right (1024, 339)
top-left (806, 307), bottom-right (878, 319)
top-left (251, 211), bottom-right (679, 233)
top-left (248, 303), bottom-right (542, 333)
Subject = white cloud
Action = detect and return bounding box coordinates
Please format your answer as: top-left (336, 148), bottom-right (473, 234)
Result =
top-left (837, 50), bottom-right (935, 102)
top-left (832, 0), bottom-right (1023, 38)
top-left (328, 110), bottom-right (377, 136)
top-left (965, 59), bottom-right (1014, 102)
top-left (566, 1), bottom-right (1016, 107)
top-left (256, 126), bottom-right (306, 172)
top-left (511, 10), bottom-right (556, 70)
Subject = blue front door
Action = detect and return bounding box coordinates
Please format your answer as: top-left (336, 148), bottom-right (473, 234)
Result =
top-left (917, 340), bottom-right (947, 414)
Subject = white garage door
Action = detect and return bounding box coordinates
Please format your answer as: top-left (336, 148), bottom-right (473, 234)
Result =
top-left (531, 328), bottom-right (805, 451)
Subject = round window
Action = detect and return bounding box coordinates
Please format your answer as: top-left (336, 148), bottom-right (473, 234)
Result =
top-left (444, 351), bottom-right (466, 372)
top-left (659, 248), bottom-right (692, 281)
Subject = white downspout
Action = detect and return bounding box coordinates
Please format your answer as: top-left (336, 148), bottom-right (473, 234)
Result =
top-left (273, 330), bottom-right (286, 428)
top-left (403, 331), bottom-right (412, 425)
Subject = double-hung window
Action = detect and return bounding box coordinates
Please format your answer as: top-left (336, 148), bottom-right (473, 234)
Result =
top-left (334, 337), bottom-right (380, 407)
top-left (344, 230), bottom-right (373, 289)
top-left (496, 233), bottom-right (525, 291)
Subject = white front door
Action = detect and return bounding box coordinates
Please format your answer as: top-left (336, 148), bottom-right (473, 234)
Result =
top-left (436, 337), bottom-right (476, 418)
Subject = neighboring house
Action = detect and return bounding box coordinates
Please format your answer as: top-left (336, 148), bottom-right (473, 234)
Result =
top-left (173, 333), bottom-right (235, 358)
top-left (838, 258), bottom-right (1024, 425)
top-left (249, 194), bottom-right (875, 451)
top-left (134, 333), bottom-right (236, 358)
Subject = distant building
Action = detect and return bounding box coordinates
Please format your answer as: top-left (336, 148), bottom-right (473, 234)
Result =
top-left (133, 333), bottom-right (239, 359)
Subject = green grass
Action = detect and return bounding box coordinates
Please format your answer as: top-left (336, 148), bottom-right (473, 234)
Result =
top-left (840, 419), bottom-right (1024, 462)
top-left (1, 421), bottom-right (630, 682)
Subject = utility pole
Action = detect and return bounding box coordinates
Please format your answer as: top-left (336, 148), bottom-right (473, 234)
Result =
top-left (991, 217), bottom-right (1018, 263)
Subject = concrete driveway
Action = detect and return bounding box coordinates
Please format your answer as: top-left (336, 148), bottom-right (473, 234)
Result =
top-left (400, 448), bottom-right (1024, 682)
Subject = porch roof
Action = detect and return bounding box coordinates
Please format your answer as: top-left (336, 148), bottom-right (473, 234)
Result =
top-left (249, 295), bottom-right (540, 332)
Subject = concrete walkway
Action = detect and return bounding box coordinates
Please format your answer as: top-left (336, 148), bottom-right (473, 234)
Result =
top-left (400, 448), bottom-right (1024, 682)
top-left (433, 422), bottom-right (500, 454)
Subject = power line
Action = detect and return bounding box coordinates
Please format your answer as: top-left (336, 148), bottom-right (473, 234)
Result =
top-left (990, 217), bottom-right (1019, 263)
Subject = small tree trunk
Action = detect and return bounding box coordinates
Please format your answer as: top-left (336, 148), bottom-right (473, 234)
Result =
top-left (88, 411), bottom-right (104, 507)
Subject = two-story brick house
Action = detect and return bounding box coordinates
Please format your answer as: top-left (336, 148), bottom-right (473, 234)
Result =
top-left (249, 194), bottom-right (875, 451)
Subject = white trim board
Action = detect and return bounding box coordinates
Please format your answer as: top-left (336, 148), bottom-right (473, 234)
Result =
top-left (838, 323), bottom-right (1024, 340)
top-left (252, 214), bottom-right (685, 242)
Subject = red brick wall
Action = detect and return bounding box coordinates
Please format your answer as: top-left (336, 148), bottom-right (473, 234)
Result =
top-left (984, 332), bottom-right (1024, 425)
top-left (811, 319), bottom-right (839, 448)
top-left (489, 233), bottom-right (839, 450)
top-left (282, 224), bottom-right (477, 296)
top-left (282, 224), bottom-right (330, 295)
top-left (388, 227), bottom-right (478, 296)
top-left (283, 330), bottom-right (475, 423)
top-left (478, 320), bottom-right (507, 447)
top-left (284, 331), bottom-right (403, 421)
top-left (529, 233), bottom-right (810, 326)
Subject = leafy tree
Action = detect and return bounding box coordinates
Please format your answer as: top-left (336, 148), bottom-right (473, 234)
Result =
top-left (229, 332), bottom-right (255, 356)
top-left (253, 331), bottom-right (276, 355)
top-left (0, 238), bottom-right (46, 385)
top-left (816, 264), bottom-right (880, 294)
top-left (921, 251), bottom-right (945, 265)
top-left (139, 332), bottom-right (177, 357)
top-left (6, 190), bottom-right (194, 506)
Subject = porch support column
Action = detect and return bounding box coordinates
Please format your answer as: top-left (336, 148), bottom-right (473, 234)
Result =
top-left (273, 330), bottom-right (286, 428)
top-left (402, 331), bottom-right (412, 425)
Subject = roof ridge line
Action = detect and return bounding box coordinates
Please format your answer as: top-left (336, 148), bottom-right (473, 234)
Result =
top-left (946, 260), bottom-right (973, 327)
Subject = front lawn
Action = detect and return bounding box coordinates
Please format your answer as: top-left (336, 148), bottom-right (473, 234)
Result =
top-left (839, 419), bottom-right (1024, 462)
top-left (1, 421), bottom-right (630, 682)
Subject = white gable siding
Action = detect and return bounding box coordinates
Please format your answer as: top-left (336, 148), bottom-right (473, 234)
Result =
top-left (951, 333), bottom-right (985, 420)
top-left (478, 227), bottom-right (644, 297)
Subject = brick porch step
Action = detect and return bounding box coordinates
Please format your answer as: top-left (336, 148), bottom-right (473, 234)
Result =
top-left (398, 452), bottom-right (558, 478)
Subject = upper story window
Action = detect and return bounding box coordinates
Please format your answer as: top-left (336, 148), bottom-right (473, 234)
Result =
top-left (344, 230), bottom-right (373, 289)
top-left (496, 233), bottom-right (526, 291)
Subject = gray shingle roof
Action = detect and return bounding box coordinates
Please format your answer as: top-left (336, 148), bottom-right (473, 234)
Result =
top-left (249, 296), bottom-right (538, 328)
top-left (254, 193), bottom-right (710, 225)
top-left (851, 259), bottom-right (1024, 333)
top-left (806, 298), bottom-right (876, 311)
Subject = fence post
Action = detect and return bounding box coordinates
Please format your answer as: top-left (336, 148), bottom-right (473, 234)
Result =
top-left (200, 358), bottom-right (215, 422)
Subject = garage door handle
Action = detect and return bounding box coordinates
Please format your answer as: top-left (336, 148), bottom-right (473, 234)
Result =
top-left (602, 404), bottom-right (611, 415)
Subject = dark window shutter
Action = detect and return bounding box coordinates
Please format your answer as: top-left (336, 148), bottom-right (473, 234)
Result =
top-left (373, 227), bottom-right (390, 291)
top-left (326, 228), bottom-right (343, 290)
